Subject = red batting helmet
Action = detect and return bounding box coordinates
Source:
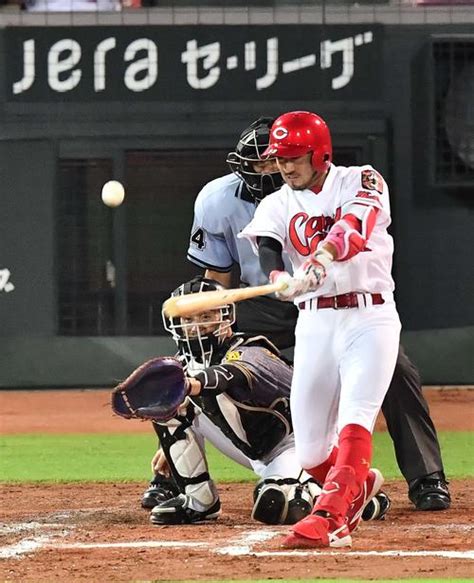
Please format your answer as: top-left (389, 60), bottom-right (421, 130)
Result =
top-left (263, 111), bottom-right (332, 173)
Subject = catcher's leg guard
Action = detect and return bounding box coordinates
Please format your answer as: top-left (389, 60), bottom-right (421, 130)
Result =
top-left (252, 477), bottom-right (320, 525)
top-left (150, 415), bottom-right (220, 525)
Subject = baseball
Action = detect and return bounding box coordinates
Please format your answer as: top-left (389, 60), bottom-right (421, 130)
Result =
top-left (101, 180), bottom-right (125, 208)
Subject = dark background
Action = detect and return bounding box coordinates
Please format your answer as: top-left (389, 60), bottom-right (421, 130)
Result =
top-left (0, 23), bottom-right (473, 386)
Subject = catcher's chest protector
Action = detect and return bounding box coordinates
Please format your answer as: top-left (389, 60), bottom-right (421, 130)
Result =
top-left (194, 341), bottom-right (293, 459)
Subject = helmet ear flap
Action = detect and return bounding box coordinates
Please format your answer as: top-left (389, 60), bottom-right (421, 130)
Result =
top-left (311, 150), bottom-right (332, 173)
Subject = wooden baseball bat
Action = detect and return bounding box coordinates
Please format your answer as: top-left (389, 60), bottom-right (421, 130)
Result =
top-left (162, 281), bottom-right (287, 318)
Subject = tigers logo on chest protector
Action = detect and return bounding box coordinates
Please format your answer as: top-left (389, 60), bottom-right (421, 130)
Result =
top-left (288, 210), bottom-right (340, 256)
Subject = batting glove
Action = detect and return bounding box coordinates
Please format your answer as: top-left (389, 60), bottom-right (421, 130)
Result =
top-left (293, 248), bottom-right (333, 290)
top-left (269, 270), bottom-right (312, 301)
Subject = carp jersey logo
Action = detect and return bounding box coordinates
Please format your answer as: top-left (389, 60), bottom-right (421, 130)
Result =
top-left (288, 211), bottom-right (339, 256)
top-left (361, 169), bottom-right (384, 194)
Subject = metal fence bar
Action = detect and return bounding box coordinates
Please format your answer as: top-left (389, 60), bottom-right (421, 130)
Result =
top-left (1, 1), bottom-right (474, 26)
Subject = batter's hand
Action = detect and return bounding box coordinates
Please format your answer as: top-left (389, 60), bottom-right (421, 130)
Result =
top-left (294, 249), bottom-right (333, 290)
top-left (269, 270), bottom-right (312, 301)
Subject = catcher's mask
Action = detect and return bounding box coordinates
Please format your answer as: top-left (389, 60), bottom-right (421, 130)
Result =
top-left (162, 276), bottom-right (236, 370)
top-left (226, 117), bottom-right (284, 203)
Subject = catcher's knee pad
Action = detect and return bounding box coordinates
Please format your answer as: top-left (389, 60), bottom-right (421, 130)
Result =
top-left (252, 477), bottom-right (319, 525)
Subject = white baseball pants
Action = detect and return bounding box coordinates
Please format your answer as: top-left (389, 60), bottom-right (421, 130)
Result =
top-left (291, 293), bottom-right (401, 470)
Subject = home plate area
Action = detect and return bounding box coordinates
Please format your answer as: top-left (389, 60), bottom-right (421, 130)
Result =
top-left (1, 481), bottom-right (473, 581)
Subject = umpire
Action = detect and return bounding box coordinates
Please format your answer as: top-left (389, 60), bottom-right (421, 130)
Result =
top-left (186, 117), bottom-right (450, 511)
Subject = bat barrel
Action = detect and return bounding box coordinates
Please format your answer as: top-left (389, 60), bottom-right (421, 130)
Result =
top-left (162, 282), bottom-right (286, 318)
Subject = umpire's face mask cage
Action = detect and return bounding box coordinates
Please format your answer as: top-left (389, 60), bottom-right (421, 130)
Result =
top-left (162, 277), bottom-right (236, 370)
top-left (227, 117), bottom-right (284, 203)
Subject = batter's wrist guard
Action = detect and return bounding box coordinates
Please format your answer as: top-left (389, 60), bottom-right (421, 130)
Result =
top-left (312, 247), bottom-right (334, 268)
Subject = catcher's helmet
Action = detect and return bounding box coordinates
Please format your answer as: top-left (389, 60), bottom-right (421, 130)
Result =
top-left (263, 111), bottom-right (332, 174)
top-left (162, 276), bottom-right (236, 371)
top-left (227, 117), bottom-right (284, 202)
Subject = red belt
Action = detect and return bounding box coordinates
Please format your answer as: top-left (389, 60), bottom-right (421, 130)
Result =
top-left (298, 293), bottom-right (385, 310)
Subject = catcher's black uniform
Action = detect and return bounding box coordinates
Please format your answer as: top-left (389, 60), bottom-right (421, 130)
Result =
top-left (147, 334), bottom-right (321, 525)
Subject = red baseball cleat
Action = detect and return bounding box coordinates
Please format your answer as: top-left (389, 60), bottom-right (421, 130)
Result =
top-left (347, 468), bottom-right (384, 533)
top-left (282, 511), bottom-right (352, 549)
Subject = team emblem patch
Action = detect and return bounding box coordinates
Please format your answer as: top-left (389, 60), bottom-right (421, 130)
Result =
top-left (226, 350), bottom-right (242, 362)
top-left (273, 127), bottom-right (289, 140)
top-left (361, 169), bottom-right (384, 194)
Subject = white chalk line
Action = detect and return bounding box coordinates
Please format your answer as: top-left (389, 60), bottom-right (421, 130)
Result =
top-left (0, 521), bottom-right (73, 559)
top-left (214, 530), bottom-right (474, 560)
top-left (231, 549), bottom-right (474, 560)
top-left (1, 524), bottom-right (473, 562)
top-left (215, 528), bottom-right (277, 556)
top-left (0, 520), bottom-right (75, 536)
top-left (56, 541), bottom-right (209, 550)
top-left (8, 539), bottom-right (473, 561)
top-left (0, 536), bottom-right (54, 559)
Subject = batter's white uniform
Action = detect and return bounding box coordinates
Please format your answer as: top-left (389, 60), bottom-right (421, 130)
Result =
top-left (240, 164), bottom-right (401, 470)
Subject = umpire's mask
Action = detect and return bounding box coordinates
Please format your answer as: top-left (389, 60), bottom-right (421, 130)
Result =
top-left (226, 116), bottom-right (284, 203)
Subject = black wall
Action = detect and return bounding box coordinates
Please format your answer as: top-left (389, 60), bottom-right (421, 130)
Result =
top-left (1, 23), bottom-right (473, 386)
top-left (0, 140), bottom-right (56, 336)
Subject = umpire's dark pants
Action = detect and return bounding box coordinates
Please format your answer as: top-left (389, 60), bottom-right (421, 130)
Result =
top-left (236, 296), bottom-right (445, 486)
top-left (382, 345), bottom-right (444, 483)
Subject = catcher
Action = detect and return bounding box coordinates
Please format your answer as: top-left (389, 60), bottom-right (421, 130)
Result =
top-left (112, 276), bottom-right (389, 526)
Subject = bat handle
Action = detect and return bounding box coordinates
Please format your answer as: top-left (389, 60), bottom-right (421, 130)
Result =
top-left (268, 275), bottom-right (290, 294)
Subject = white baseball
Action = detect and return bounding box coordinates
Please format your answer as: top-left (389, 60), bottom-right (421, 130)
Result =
top-left (101, 180), bottom-right (125, 207)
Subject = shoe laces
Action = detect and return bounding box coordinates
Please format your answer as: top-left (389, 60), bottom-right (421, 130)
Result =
top-left (412, 476), bottom-right (449, 495)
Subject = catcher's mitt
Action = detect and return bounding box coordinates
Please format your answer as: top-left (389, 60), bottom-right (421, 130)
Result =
top-left (111, 357), bottom-right (189, 422)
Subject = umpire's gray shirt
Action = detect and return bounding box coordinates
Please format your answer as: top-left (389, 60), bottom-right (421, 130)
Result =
top-left (187, 173), bottom-right (268, 286)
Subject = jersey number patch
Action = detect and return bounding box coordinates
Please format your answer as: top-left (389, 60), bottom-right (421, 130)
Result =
top-left (190, 227), bottom-right (206, 250)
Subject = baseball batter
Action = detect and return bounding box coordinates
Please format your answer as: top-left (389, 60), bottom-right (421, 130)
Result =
top-left (241, 111), bottom-right (401, 548)
top-left (187, 117), bottom-right (451, 513)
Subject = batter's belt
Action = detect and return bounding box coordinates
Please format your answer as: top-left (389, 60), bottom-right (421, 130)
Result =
top-left (298, 292), bottom-right (385, 311)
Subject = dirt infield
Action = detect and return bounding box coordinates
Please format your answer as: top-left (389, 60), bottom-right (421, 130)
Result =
top-left (1, 388), bottom-right (473, 581)
top-left (1, 387), bottom-right (473, 434)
